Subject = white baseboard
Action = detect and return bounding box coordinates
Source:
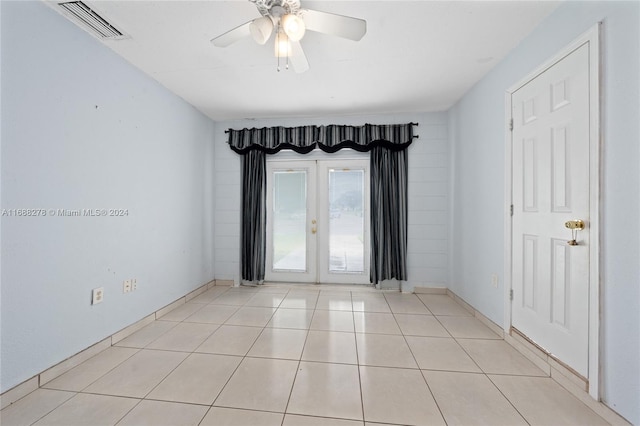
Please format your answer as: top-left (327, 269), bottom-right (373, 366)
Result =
top-left (0, 279), bottom-right (219, 409)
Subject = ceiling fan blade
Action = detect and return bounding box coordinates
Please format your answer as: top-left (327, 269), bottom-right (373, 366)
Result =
top-left (301, 9), bottom-right (366, 41)
top-left (210, 21), bottom-right (252, 47)
top-left (290, 41), bottom-right (309, 73)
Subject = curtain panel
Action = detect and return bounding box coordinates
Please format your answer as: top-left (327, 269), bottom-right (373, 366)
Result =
top-left (229, 122), bottom-right (416, 284)
top-left (240, 150), bottom-right (266, 282)
top-left (370, 147), bottom-right (408, 284)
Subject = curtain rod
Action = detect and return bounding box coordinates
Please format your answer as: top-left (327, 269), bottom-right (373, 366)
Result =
top-left (224, 122), bottom-right (419, 134)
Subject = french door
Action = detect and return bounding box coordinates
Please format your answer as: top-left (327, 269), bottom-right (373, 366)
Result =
top-left (265, 159), bottom-right (370, 284)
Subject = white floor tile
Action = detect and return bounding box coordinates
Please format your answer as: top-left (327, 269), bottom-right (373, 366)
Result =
top-left (6, 283), bottom-right (614, 426)
top-left (360, 366), bottom-right (445, 425)
top-left (247, 328), bottom-right (308, 360)
top-left (195, 325), bottom-right (262, 356)
top-left (0, 389), bottom-right (75, 426)
top-left (200, 407), bottom-right (284, 426)
top-left (457, 338), bottom-right (547, 376)
top-left (394, 314), bottom-right (450, 337)
top-left (145, 322), bottom-right (219, 352)
top-left (316, 295), bottom-right (353, 311)
top-left (114, 321), bottom-right (177, 349)
top-left (43, 347), bottom-right (138, 392)
top-left (437, 316), bottom-right (501, 339)
top-left (245, 292), bottom-right (286, 307)
top-left (384, 294), bottom-right (431, 315)
top-left (267, 308), bottom-right (314, 329)
top-left (424, 370), bottom-right (527, 425)
top-left (147, 353), bottom-right (241, 405)
top-left (83, 349), bottom-right (188, 398)
top-left (354, 312), bottom-right (401, 335)
top-left (356, 333), bottom-right (417, 368)
top-left (214, 357), bottom-right (298, 412)
top-left (183, 304), bottom-right (238, 324)
top-left (157, 302), bottom-right (204, 322)
top-left (225, 307), bottom-right (277, 327)
top-left (287, 362), bottom-right (363, 420)
top-left (417, 294), bottom-right (473, 316)
top-left (302, 330), bottom-right (358, 364)
top-left (310, 310), bottom-right (354, 332)
top-left (32, 393), bottom-right (138, 426)
top-left (406, 336), bottom-right (481, 373)
top-left (284, 414), bottom-right (363, 426)
top-left (489, 375), bottom-right (609, 425)
top-left (117, 400), bottom-right (208, 426)
top-left (280, 293), bottom-right (319, 309)
top-left (352, 295), bottom-right (392, 313)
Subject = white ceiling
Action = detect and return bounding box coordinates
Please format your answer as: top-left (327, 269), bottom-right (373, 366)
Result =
top-left (55, 1), bottom-right (561, 122)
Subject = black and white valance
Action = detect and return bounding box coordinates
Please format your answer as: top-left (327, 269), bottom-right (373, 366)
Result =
top-left (227, 123), bottom-right (417, 155)
top-left (228, 122), bottom-right (415, 286)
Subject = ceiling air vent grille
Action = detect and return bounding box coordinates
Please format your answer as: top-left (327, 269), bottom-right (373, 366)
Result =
top-left (58, 1), bottom-right (126, 39)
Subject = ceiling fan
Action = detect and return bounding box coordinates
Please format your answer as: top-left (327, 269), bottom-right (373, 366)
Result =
top-left (210, 0), bottom-right (367, 73)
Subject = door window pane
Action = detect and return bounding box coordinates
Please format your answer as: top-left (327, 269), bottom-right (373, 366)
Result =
top-left (272, 171), bottom-right (307, 271)
top-left (328, 169), bottom-right (364, 273)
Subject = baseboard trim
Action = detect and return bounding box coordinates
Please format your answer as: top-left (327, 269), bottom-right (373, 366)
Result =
top-left (0, 279), bottom-right (220, 410)
top-left (416, 287), bottom-right (630, 426)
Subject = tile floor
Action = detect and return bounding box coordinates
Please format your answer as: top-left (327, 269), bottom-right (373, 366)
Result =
top-left (1, 285), bottom-right (610, 426)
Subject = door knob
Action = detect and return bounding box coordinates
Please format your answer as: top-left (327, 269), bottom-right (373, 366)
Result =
top-left (311, 227), bottom-right (317, 234)
top-left (564, 220), bottom-right (585, 230)
top-left (565, 219), bottom-right (585, 245)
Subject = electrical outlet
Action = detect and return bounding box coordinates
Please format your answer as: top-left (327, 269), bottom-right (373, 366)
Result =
top-left (92, 287), bottom-right (104, 305)
top-left (132, 278), bottom-right (137, 291)
top-left (491, 274), bottom-right (499, 288)
top-left (123, 279), bottom-right (131, 293)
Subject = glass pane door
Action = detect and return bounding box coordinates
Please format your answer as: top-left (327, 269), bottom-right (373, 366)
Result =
top-left (265, 158), bottom-right (369, 284)
top-left (272, 170), bottom-right (307, 271)
top-left (319, 160), bottom-right (370, 284)
top-left (328, 169), bottom-right (365, 273)
top-left (265, 161), bottom-right (317, 283)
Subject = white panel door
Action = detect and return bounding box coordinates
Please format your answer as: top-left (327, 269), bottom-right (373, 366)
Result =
top-left (511, 43), bottom-right (590, 377)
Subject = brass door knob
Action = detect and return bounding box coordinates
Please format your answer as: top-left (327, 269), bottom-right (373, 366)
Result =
top-left (565, 219), bottom-right (585, 245)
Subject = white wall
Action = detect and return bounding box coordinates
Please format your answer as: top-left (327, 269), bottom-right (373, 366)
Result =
top-left (449, 1), bottom-right (639, 423)
top-left (213, 113), bottom-right (449, 292)
top-left (0, 1), bottom-right (216, 392)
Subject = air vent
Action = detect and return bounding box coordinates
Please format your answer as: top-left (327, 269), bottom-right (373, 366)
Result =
top-left (58, 1), bottom-right (127, 40)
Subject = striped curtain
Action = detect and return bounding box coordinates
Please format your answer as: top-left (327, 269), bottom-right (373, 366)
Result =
top-left (230, 123), bottom-right (415, 285)
top-left (240, 150), bottom-right (266, 282)
top-left (370, 147), bottom-right (408, 284)
top-left (228, 123), bottom-right (416, 154)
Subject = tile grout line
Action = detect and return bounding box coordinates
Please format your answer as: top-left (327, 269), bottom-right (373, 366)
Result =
top-left (280, 294), bottom-right (314, 426)
top-left (391, 295), bottom-right (448, 425)
top-left (351, 291), bottom-right (367, 424)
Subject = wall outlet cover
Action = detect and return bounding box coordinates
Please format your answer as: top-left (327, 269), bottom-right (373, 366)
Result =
top-left (92, 287), bottom-right (104, 305)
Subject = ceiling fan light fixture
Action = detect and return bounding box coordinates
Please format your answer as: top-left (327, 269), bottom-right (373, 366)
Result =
top-left (274, 28), bottom-right (292, 58)
top-left (281, 13), bottom-right (305, 41)
top-left (249, 16), bottom-right (273, 45)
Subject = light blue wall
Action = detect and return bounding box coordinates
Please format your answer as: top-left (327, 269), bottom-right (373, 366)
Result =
top-left (1, 1), bottom-right (216, 392)
top-left (449, 1), bottom-right (639, 423)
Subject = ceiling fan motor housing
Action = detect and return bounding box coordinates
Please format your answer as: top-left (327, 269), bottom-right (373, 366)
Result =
top-left (251, 0), bottom-right (301, 18)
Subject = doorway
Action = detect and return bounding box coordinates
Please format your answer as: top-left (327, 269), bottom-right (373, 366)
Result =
top-left (265, 158), bottom-right (370, 284)
top-left (505, 24), bottom-right (600, 396)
